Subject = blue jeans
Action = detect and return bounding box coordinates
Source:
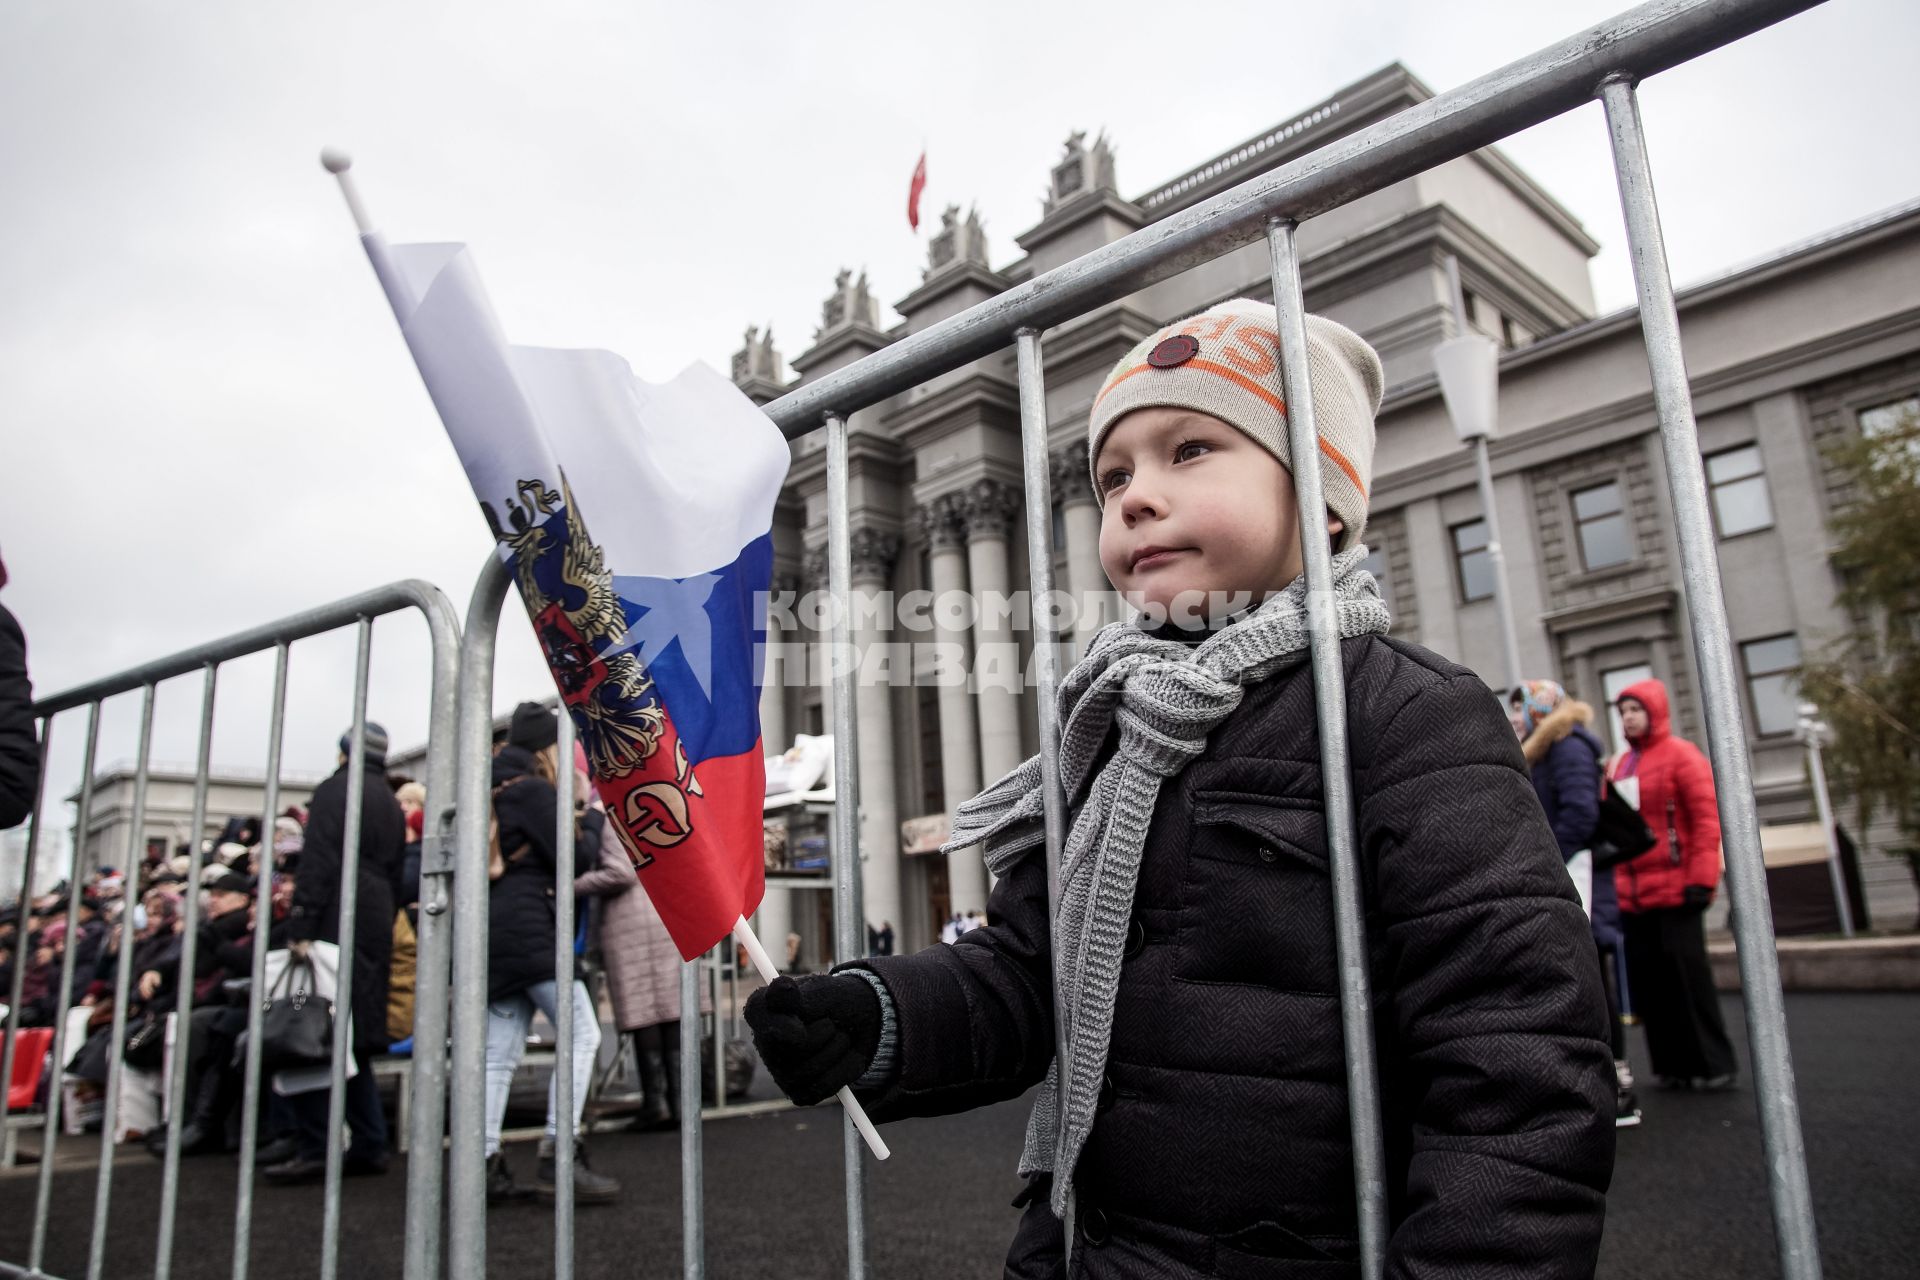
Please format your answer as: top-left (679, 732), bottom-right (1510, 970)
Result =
top-left (483, 978), bottom-right (600, 1157)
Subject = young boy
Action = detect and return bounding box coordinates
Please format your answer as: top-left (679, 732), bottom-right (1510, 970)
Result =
top-left (747, 300), bottom-right (1615, 1278)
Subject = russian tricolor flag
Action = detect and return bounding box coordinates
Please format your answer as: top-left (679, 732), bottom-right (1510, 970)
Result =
top-left (371, 240), bottom-right (787, 959)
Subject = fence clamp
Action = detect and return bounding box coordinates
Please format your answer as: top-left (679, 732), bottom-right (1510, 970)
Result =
top-left (420, 826), bottom-right (457, 878)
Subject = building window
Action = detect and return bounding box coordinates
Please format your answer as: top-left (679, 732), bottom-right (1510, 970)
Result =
top-left (1706, 444), bottom-right (1774, 537)
top-left (1451, 519), bottom-right (1493, 603)
top-left (1572, 481), bottom-right (1632, 570)
top-left (1362, 545), bottom-right (1394, 615)
top-left (1601, 662), bottom-right (1655, 753)
top-left (1740, 634), bottom-right (1802, 737)
top-left (1859, 394), bottom-right (1919, 438)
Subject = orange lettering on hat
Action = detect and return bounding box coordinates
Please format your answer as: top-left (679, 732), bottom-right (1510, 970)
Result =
top-left (1220, 324), bottom-right (1277, 377)
top-left (1176, 314), bottom-right (1236, 343)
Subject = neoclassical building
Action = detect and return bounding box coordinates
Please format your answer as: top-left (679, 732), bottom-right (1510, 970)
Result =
top-left (742, 65), bottom-right (1920, 958)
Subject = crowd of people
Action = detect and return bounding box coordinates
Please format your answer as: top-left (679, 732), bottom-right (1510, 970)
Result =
top-left (0, 697), bottom-right (717, 1210)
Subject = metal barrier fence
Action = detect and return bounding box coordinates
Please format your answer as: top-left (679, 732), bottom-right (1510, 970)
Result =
top-left (750, 3), bottom-right (1827, 1278)
top-left (1, 581), bottom-right (461, 1280)
top-left (448, 554), bottom-right (791, 1280)
top-left (1, 1), bottom-right (1833, 1276)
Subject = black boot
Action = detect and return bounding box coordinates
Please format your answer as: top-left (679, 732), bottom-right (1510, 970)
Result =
top-left (636, 1046), bottom-right (673, 1130)
top-left (146, 1070), bottom-right (227, 1159)
top-left (487, 1151), bottom-right (530, 1202)
top-left (536, 1136), bottom-right (621, 1203)
top-left (659, 1021), bottom-right (684, 1124)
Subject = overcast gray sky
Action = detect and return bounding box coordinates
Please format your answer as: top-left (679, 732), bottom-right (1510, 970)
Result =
top-left (3, 0), bottom-right (1915, 855)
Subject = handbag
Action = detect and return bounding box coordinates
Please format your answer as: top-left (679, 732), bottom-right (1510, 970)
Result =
top-left (123, 1012), bottom-right (168, 1071)
top-left (1589, 778), bottom-right (1657, 871)
top-left (259, 956), bottom-right (334, 1073)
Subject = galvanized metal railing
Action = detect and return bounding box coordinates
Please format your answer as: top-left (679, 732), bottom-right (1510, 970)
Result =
top-left (752, 2), bottom-right (1829, 1277)
top-left (0, 579), bottom-right (461, 1280)
top-left (448, 554), bottom-right (788, 1280)
top-left (0, 2), bottom-right (1835, 1276)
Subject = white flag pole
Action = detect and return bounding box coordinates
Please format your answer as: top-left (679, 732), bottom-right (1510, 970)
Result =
top-left (320, 148), bottom-right (374, 234)
top-left (320, 148), bottom-right (418, 320)
top-left (322, 150), bottom-right (889, 1164)
top-left (735, 914), bottom-right (890, 1160)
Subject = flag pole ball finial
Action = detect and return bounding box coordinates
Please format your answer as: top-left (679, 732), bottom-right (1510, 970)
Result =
top-left (319, 147), bottom-right (353, 174)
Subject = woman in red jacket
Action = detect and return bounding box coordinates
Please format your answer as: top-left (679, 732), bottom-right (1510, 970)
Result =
top-left (1609, 678), bottom-right (1738, 1089)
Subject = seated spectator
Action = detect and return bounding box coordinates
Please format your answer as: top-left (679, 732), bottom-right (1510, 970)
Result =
top-left (65, 887), bottom-right (184, 1139)
top-left (146, 872), bottom-right (283, 1158)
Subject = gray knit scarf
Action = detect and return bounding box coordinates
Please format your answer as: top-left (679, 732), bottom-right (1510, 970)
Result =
top-left (941, 545), bottom-right (1392, 1215)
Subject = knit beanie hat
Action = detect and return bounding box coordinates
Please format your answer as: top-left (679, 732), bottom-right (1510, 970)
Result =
top-left (1087, 299), bottom-right (1384, 541)
top-left (508, 701), bottom-right (559, 751)
top-left (339, 721), bottom-right (389, 767)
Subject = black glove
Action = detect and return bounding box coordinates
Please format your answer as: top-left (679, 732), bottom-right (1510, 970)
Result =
top-left (744, 973), bottom-right (882, 1107)
top-left (1683, 883), bottom-right (1714, 911)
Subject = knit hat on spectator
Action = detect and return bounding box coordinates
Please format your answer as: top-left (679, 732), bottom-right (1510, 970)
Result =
top-left (1086, 299), bottom-right (1384, 542)
top-left (509, 701), bottom-right (559, 751)
top-left (210, 871), bottom-right (255, 896)
top-left (339, 721), bottom-right (390, 767)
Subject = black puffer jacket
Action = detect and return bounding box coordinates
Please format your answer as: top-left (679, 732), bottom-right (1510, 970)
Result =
top-left (286, 761), bottom-right (406, 1052)
top-left (0, 603), bottom-right (39, 830)
top-left (854, 635), bottom-right (1615, 1279)
top-left (487, 746), bottom-right (596, 1003)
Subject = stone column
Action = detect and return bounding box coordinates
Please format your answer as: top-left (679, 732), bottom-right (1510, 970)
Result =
top-left (760, 570), bottom-right (798, 755)
top-left (804, 546), bottom-right (833, 733)
top-left (915, 493), bottom-right (988, 915)
top-left (1053, 443), bottom-right (1110, 656)
top-left (965, 479), bottom-right (1028, 789)
top-left (849, 527), bottom-right (904, 948)
top-left (755, 570), bottom-right (797, 968)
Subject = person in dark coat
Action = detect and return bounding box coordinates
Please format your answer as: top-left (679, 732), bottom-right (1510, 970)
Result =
top-left (0, 551), bottom-right (41, 830)
top-left (480, 702), bottom-right (620, 1203)
top-left (747, 303), bottom-right (1614, 1278)
top-left (1516, 679), bottom-right (1640, 1129)
top-left (264, 721), bottom-right (405, 1182)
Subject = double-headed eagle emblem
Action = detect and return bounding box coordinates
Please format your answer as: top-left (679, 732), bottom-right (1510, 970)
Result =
top-left (482, 473), bottom-right (703, 861)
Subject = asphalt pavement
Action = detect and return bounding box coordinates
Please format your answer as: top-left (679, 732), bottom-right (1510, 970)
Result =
top-left (1, 991), bottom-right (1913, 1278)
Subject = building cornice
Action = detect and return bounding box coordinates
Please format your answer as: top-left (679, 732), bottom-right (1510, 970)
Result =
top-left (785, 419), bottom-right (907, 493)
top-left (893, 261), bottom-right (1012, 318)
top-left (1370, 305), bottom-right (1920, 509)
top-left (1013, 190), bottom-right (1147, 255)
top-left (1377, 202), bottom-right (1920, 411)
top-left (1540, 586), bottom-right (1678, 635)
top-left (790, 322), bottom-right (895, 380)
top-left (883, 370), bottom-right (1021, 451)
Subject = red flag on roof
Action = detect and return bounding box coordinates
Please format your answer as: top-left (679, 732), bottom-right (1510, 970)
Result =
top-left (907, 150), bottom-right (928, 232)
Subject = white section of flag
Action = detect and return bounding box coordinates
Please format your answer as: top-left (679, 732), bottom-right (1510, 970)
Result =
top-left (383, 239), bottom-right (788, 579)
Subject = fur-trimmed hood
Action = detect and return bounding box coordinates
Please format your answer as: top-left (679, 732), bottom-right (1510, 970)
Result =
top-left (1521, 700), bottom-right (1595, 768)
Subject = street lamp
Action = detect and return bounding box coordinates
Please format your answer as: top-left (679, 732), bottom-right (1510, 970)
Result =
top-left (1433, 256), bottom-right (1524, 693)
top-left (1795, 701), bottom-right (1856, 938)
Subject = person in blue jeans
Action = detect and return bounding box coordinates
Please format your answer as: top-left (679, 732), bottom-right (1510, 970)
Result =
top-left (481, 703), bottom-right (620, 1203)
